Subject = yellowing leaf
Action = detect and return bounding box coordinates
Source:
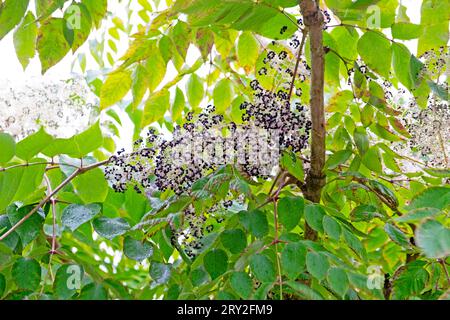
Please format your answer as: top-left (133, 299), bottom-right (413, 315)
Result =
top-left (37, 18), bottom-right (71, 74)
top-left (237, 32), bottom-right (259, 72)
top-left (100, 70), bottom-right (132, 110)
top-left (213, 78), bottom-right (233, 113)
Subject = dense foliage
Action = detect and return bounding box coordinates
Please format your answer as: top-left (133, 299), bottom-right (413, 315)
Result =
top-left (0, 0), bottom-right (449, 300)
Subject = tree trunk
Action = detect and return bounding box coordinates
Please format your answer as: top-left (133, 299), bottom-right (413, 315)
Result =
top-left (299, 0), bottom-right (326, 241)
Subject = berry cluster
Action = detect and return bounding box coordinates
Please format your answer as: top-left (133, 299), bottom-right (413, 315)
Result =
top-left (397, 95), bottom-right (449, 168)
top-left (105, 82), bottom-right (312, 195)
top-left (240, 79), bottom-right (311, 154)
top-left (170, 200), bottom-right (235, 258)
top-left (419, 47), bottom-right (449, 80)
top-left (105, 25), bottom-right (313, 196)
top-left (0, 77), bottom-right (98, 139)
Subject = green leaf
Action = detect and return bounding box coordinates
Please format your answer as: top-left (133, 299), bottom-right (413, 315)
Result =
top-left (72, 168), bottom-right (108, 203)
top-left (415, 220), bottom-right (450, 259)
top-left (0, 215), bottom-right (20, 250)
top-left (220, 229), bottom-right (247, 254)
top-left (13, 11), bottom-right (37, 70)
top-left (93, 217), bottom-right (130, 240)
top-left (0, 132), bottom-right (15, 163)
top-left (331, 26), bottom-right (358, 61)
top-left (418, 0), bottom-right (449, 56)
top-left (306, 252), bottom-right (329, 281)
top-left (392, 43), bottom-right (422, 90)
top-left (12, 258), bottom-right (41, 291)
top-left (360, 104), bottom-right (374, 127)
top-left (123, 236), bottom-right (153, 261)
top-left (323, 32), bottom-right (340, 85)
top-left (186, 74), bottom-right (204, 108)
top-left (326, 149), bottom-right (352, 170)
top-left (195, 28), bottom-right (214, 61)
top-left (0, 162), bottom-right (46, 212)
top-left (0, 273), bottom-right (5, 298)
top-left (391, 22), bottom-right (422, 40)
top-left (82, 0), bottom-right (107, 28)
top-left (35, 0), bottom-right (65, 19)
top-left (327, 267), bottom-right (349, 297)
top-left (204, 249), bottom-right (228, 280)
top-left (250, 253), bottom-right (276, 283)
top-left (0, 0), bottom-right (29, 40)
top-left (362, 146), bottom-right (382, 173)
top-left (357, 31), bottom-right (392, 78)
top-left (190, 268), bottom-right (208, 286)
top-left (213, 78), bottom-right (233, 113)
top-left (277, 196), bottom-right (304, 231)
top-left (281, 242), bottom-right (307, 280)
top-left (79, 283), bottom-right (108, 300)
top-left (304, 204), bottom-right (325, 233)
top-left (230, 271), bottom-right (252, 299)
top-left (323, 215), bottom-right (341, 241)
top-left (237, 31), bottom-right (259, 70)
top-left (353, 127), bottom-right (369, 156)
top-left (392, 261), bottom-right (429, 299)
top-left (131, 64), bottom-right (148, 109)
top-left (150, 262), bottom-right (171, 285)
top-left (171, 87), bottom-right (185, 122)
top-left (145, 48), bottom-right (167, 92)
top-left (54, 264), bottom-right (84, 299)
top-left (37, 18), bottom-right (72, 74)
top-left (16, 127), bottom-right (53, 161)
top-left (407, 187), bottom-right (450, 210)
top-left (427, 80), bottom-right (449, 101)
top-left (64, 3), bottom-right (92, 52)
top-left (238, 209), bottom-right (269, 238)
top-left (384, 223), bottom-right (412, 249)
top-left (343, 229), bottom-right (367, 260)
top-left (327, 90), bottom-right (354, 113)
top-left (395, 207), bottom-right (441, 223)
top-left (285, 281), bottom-right (323, 299)
top-left (350, 204), bottom-right (382, 222)
top-left (142, 89), bottom-right (170, 126)
top-left (100, 70), bottom-right (133, 110)
top-left (61, 203), bottom-right (101, 231)
top-left (66, 122), bottom-right (103, 158)
top-left (7, 204), bottom-right (44, 247)
top-left (281, 152), bottom-right (304, 182)
top-left (170, 20), bottom-right (190, 61)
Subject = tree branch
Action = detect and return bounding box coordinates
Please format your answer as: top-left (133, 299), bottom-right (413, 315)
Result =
top-left (288, 28), bottom-right (308, 101)
top-left (299, 0), bottom-right (326, 241)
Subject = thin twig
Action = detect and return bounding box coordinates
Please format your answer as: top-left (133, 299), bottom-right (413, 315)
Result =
top-left (43, 175), bottom-right (57, 255)
top-left (288, 29), bottom-right (308, 101)
top-left (439, 259), bottom-right (450, 286)
top-left (0, 161), bottom-right (78, 172)
top-left (0, 159), bottom-right (110, 241)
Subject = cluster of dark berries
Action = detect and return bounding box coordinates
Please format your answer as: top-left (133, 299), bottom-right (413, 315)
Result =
top-left (321, 10), bottom-right (332, 29)
top-left (240, 79), bottom-right (311, 154)
top-left (105, 102), bottom-right (292, 195)
top-left (260, 31), bottom-right (311, 92)
top-left (105, 30), bottom-right (314, 196)
top-left (104, 130), bottom-right (157, 193)
top-left (419, 47), bottom-right (449, 80)
top-left (171, 203), bottom-right (229, 258)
